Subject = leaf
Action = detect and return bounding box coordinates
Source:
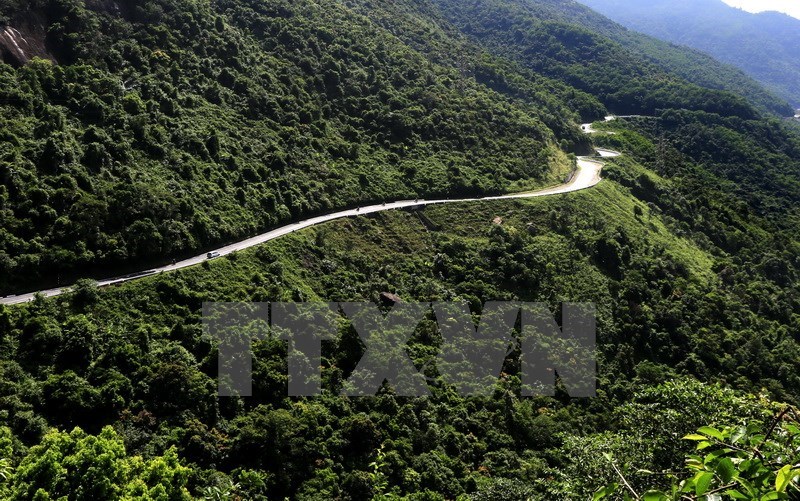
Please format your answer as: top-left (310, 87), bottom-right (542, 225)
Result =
top-left (737, 477), bottom-right (759, 497)
top-left (775, 465), bottom-right (792, 493)
top-left (695, 471), bottom-right (715, 496)
top-left (593, 483), bottom-right (619, 500)
top-left (784, 424), bottom-right (800, 436)
top-left (717, 457), bottom-right (736, 484)
top-left (642, 490), bottom-right (668, 501)
top-left (697, 441), bottom-right (714, 451)
top-left (705, 449), bottom-right (729, 465)
top-left (677, 477), bottom-right (695, 495)
top-left (726, 490), bottom-right (750, 500)
top-left (730, 426), bottom-right (748, 444)
top-left (698, 426), bottom-right (725, 441)
top-left (684, 434), bottom-right (709, 441)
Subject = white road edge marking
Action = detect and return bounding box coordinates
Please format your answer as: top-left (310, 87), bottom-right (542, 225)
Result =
top-left (0, 125), bottom-right (620, 305)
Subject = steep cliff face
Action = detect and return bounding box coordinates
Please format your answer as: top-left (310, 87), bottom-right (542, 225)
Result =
top-left (0, 0), bottom-right (125, 67)
top-left (0, 13), bottom-right (52, 66)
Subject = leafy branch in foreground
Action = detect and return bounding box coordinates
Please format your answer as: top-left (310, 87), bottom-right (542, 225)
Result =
top-left (595, 407), bottom-right (800, 500)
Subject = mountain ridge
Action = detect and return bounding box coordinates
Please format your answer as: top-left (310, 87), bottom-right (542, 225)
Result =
top-left (581, 0), bottom-right (800, 107)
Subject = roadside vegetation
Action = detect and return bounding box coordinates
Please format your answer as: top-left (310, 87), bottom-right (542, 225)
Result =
top-left (1, 123), bottom-right (798, 496)
top-left (0, 0), bottom-right (591, 293)
top-left (0, 0), bottom-right (799, 499)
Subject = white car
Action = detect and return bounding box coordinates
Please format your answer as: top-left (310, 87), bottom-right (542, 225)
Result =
top-left (207, 251), bottom-right (221, 259)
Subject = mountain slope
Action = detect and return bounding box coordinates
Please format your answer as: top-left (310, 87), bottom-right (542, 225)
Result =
top-left (1, 0), bottom-right (800, 499)
top-left (430, 0), bottom-right (793, 117)
top-left (2, 0), bottom-right (796, 295)
top-left (429, 0), bottom-right (800, 231)
top-left (0, 150), bottom-right (797, 497)
top-left (0, 0), bottom-right (595, 293)
top-left (580, 0), bottom-right (800, 107)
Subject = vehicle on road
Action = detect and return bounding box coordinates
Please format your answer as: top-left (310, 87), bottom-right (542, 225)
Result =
top-left (1, 124), bottom-right (609, 305)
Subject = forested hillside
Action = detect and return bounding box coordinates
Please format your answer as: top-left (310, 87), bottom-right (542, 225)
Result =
top-left (0, 136), bottom-right (798, 496)
top-left (430, 0), bottom-right (793, 117)
top-left (1, 0), bottom-right (800, 499)
top-left (430, 0), bottom-right (800, 238)
top-left (1, 0), bottom-right (794, 295)
top-left (0, 0), bottom-right (599, 293)
top-left (2, 0), bottom-right (796, 296)
top-left (580, 0), bottom-right (800, 107)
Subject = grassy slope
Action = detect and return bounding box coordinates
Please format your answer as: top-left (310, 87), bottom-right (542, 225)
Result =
top-left (0, 0), bottom-right (589, 292)
top-left (3, 123), bottom-right (799, 497)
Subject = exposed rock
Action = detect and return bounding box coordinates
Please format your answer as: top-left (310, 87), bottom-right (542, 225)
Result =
top-left (0, 16), bottom-right (53, 67)
top-left (379, 292), bottom-right (402, 305)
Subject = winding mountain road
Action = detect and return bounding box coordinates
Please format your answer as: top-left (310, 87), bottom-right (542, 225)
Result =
top-left (0, 125), bottom-right (620, 306)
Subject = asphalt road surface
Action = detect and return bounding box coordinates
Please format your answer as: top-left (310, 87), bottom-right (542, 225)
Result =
top-left (0, 127), bottom-right (620, 305)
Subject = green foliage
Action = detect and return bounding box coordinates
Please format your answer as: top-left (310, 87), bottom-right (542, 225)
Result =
top-left (2, 0), bottom-right (793, 295)
top-left (581, 0), bottom-right (800, 108)
top-left (429, 0), bottom-right (792, 118)
top-left (0, 168), bottom-right (797, 497)
top-left (0, 427), bottom-right (14, 498)
top-left (595, 408), bottom-right (800, 500)
top-left (0, 0), bottom-right (798, 500)
top-left (8, 426), bottom-right (191, 500)
top-left (0, 0), bottom-right (588, 293)
top-left (369, 444), bottom-right (390, 499)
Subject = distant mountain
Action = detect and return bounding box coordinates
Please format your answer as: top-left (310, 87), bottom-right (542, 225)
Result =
top-left (429, 0), bottom-right (792, 117)
top-left (580, 0), bottom-right (800, 107)
top-left (1, 0), bottom-right (792, 291)
top-left (432, 0), bottom-right (795, 117)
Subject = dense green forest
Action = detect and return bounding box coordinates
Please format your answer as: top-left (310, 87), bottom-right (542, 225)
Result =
top-left (1, 128), bottom-right (799, 496)
top-left (580, 0), bottom-right (800, 107)
top-left (0, 0), bottom-right (599, 293)
top-left (0, 0), bottom-right (794, 294)
top-left (429, 0), bottom-right (794, 118)
top-left (1, 0), bottom-right (800, 499)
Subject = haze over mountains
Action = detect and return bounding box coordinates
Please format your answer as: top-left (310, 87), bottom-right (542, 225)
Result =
top-left (580, 0), bottom-right (800, 107)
